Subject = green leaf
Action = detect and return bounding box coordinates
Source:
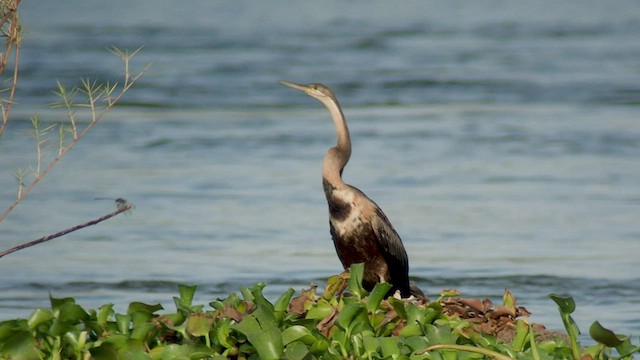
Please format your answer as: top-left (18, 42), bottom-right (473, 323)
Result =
top-left (366, 282), bottom-right (393, 312)
top-left (379, 336), bottom-right (401, 358)
top-left (0, 330), bottom-right (39, 360)
top-left (305, 298), bottom-right (334, 320)
top-left (348, 263), bottom-right (366, 299)
top-left (115, 313), bottom-right (131, 335)
top-left (178, 284), bottom-right (197, 307)
top-left (548, 294), bottom-right (581, 360)
top-left (131, 322), bottom-right (157, 341)
top-left (214, 317), bottom-right (233, 348)
top-left (233, 306), bottom-right (283, 360)
top-left (90, 343), bottom-right (118, 360)
top-left (58, 302), bottom-right (90, 322)
top-left (186, 314), bottom-right (215, 338)
top-left (27, 308), bottom-right (54, 329)
top-left (336, 302), bottom-right (366, 330)
top-left (128, 302), bottom-right (163, 316)
top-left (589, 321), bottom-right (623, 347)
top-left (49, 293), bottom-right (76, 312)
top-left (251, 282), bottom-right (274, 313)
top-left (424, 324), bottom-right (458, 346)
top-left (284, 340), bottom-right (310, 360)
top-left (548, 294), bottom-right (575, 314)
top-left (510, 319), bottom-right (529, 352)
top-left (323, 272), bottom-right (349, 300)
top-left (282, 325), bottom-right (316, 346)
top-left (388, 297), bottom-right (407, 319)
top-left (97, 303), bottom-right (115, 326)
top-left (274, 288), bottom-right (295, 322)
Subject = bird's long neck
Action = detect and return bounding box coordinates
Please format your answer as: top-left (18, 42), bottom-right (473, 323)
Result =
top-left (321, 97), bottom-right (351, 189)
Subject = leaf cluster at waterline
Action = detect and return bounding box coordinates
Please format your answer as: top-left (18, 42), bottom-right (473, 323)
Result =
top-left (0, 264), bottom-right (638, 359)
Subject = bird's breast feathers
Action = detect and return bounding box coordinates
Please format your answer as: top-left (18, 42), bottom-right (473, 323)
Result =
top-left (329, 188), bottom-right (375, 237)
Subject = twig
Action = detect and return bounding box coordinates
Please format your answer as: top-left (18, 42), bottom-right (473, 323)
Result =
top-left (0, 198), bottom-right (133, 259)
top-left (0, 51), bottom-right (150, 223)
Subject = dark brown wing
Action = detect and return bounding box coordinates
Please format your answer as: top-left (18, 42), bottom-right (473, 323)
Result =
top-left (371, 206), bottom-right (411, 296)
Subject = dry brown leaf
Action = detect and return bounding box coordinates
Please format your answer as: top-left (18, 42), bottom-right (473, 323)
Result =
top-left (458, 298), bottom-right (487, 314)
top-left (316, 307), bottom-right (339, 337)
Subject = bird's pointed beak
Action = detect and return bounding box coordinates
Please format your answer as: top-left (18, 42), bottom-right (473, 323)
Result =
top-left (281, 80), bottom-right (309, 92)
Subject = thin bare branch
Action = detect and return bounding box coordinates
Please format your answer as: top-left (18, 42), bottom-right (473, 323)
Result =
top-left (0, 199), bottom-right (133, 259)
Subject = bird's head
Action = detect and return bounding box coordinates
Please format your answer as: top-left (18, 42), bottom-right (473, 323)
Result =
top-left (281, 81), bottom-right (337, 103)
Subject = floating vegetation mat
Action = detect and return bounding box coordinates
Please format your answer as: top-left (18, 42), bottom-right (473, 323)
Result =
top-left (0, 264), bottom-right (638, 359)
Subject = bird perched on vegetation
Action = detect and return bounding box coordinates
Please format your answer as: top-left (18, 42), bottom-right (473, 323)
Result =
top-left (281, 81), bottom-right (424, 299)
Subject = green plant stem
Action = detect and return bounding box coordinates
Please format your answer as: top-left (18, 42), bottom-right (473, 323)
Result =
top-left (420, 344), bottom-right (514, 360)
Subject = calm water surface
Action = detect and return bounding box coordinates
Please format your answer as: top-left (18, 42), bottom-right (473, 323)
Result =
top-left (1, 1), bottom-right (639, 339)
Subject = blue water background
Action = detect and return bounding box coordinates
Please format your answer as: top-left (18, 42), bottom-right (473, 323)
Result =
top-left (1, 0), bottom-right (639, 339)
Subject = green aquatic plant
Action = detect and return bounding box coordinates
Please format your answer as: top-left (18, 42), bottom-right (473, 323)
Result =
top-left (0, 264), bottom-right (638, 359)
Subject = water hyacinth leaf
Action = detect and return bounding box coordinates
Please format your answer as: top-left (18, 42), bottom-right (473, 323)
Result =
top-left (309, 338), bottom-right (330, 357)
top-left (187, 313), bottom-right (215, 337)
top-left (90, 342), bottom-right (120, 360)
top-left (116, 313), bottom-right (131, 335)
top-left (529, 325), bottom-right (542, 360)
top-left (131, 322), bottom-right (158, 341)
top-left (399, 322), bottom-right (423, 337)
top-left (379, 336), bottom-right (401, 358)
top-left (0, 320), bottom-right (24, 340)
top-left (131, 310), bottom-right (156, 328)
top-left (284, 340), bottom-right (310, 360)
top-left (401, 335), bottom-right (428, 352)
top-left (366, 282), bottom-right (393, 312)
top-left (348, 263), bottom-right (366, 299)
top-left (349, 321), bottom-right (374, 340)
top-left (423, 306), bottom-right (441, 325)
top-left (336, 302), bottom-right (366, 330)
top-left (502, 289), bottom-right (516, 312)
top-left (97, 303), bottom-right (115, 326)
top-left (549, 294), bottom-right (580, 360)
top-left (282, 325), bottom-right (316, 345)
top-left (614, 339), bottom-right (640, 358)
top-left (209, 300), bottom-right (224, 311)
top-left (49, 318), bottom-right (73, 337)
top-left (305, 298), bottom-right (334, 320)
top-left (147, 343), bottom-right (192, 359)
top-left (27, 308), bottom-right (54, 329)
top-left (64, 330), bottom-right (87, 353)
top-left (424, 324), bottom-right (458, 346)
top-left (274, 288), bottom-right (295, 321)
top-left (178, 284), bottom-right (197, 306)
top-left (589, 321), bottom-right (623, 347)
top-left (0, 330), bottom-right (38, 360)
top-left (324, 272), bottom-right (349, 299)
top-left (511, 319), bottom-right (529, 352)
top-left (439, 289), bottom-right (461, 298)
top-left (548, 294), bottom-right (575, 314)
top-left (49, 294), bottom-right (76, 311)
top-left (215, 317), bottom-right (232, 348)
top-left (57, 302), bottom-right (90, 322)
top-left (362, 334), bottom-right (379, 355)
top-left (224, 292), bottom-right (242, 307)
top-left (234, 307), bottom-right (283, 360)
top-left (240, 287), bottom-right (254, 301)
top-left (389, 297), bottom-right (408, 319)
top-left (128, 302), bottom-right (163, 316)
top-left (251, 283), bottom-right (274, 313)
top-left (405, 303), bottom-right (425, 326)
